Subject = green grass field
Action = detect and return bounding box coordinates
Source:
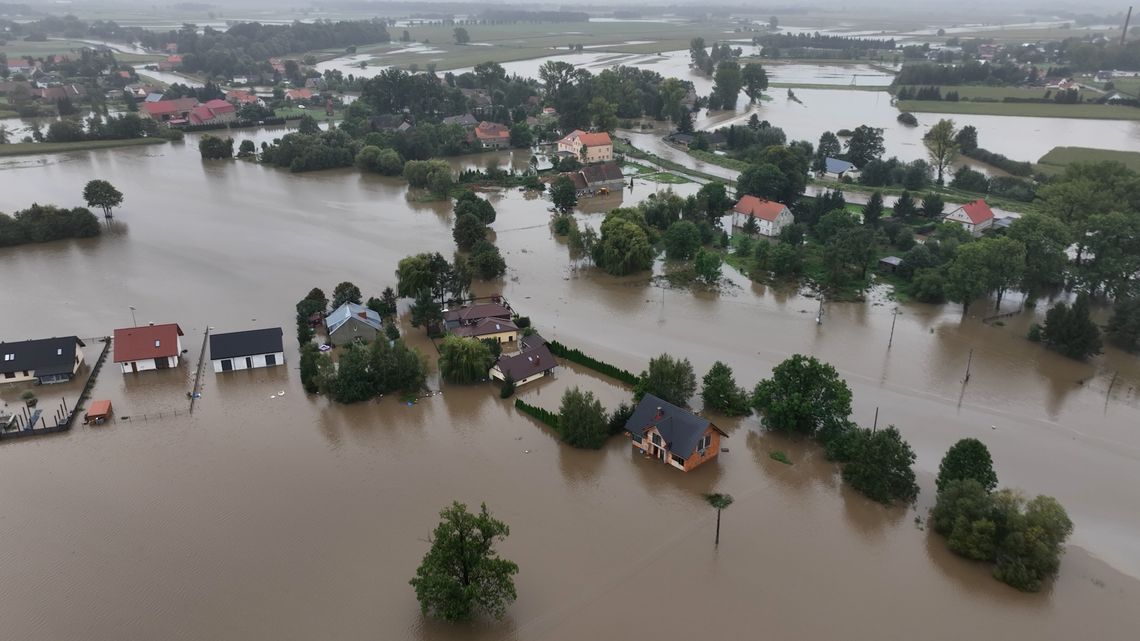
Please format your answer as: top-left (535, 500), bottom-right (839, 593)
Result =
top-left (0, 39), bottom-right (96, 58)
top-left (1036, 147), bottom-right (1140, 174)
top-left (0, 138), bottom-right (167, 157)
top-left (895, 99), bottom-right (1140, 120)
top-left (314, 20), bottom-right (742, 71)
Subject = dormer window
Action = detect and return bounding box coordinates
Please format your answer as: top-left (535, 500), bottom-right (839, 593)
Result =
top-left (154, 340), bottom-right (161, 348)
top-left (3, 354), bottom-right (13, 361)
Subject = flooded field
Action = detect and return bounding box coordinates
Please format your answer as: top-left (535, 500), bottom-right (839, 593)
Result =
top-left (2, 139), bottom-right (1140, 640)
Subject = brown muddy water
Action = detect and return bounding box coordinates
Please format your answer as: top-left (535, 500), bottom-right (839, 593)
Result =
top-left (2, 139), bottom-right (1140, 640)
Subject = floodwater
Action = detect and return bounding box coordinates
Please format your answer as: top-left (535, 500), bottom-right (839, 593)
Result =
top-left (317, 46), bottom-right (1140, 165)
top-left (2, 139), bottom-right (1140, 640)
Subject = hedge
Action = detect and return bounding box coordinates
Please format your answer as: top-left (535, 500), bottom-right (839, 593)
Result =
top-left (514, 398), bottom-right (559, 430)
top-left (546, 339), bottom-right (638, 386)
top-left (963, 147), bottom-right (1033, 177)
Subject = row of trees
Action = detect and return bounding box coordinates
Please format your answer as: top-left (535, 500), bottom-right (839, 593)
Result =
top-left (0, 203), bottom-right (100, 247)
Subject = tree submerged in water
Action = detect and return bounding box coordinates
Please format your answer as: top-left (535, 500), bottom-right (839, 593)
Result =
top-left (410, 501), bottom-right (519, 621)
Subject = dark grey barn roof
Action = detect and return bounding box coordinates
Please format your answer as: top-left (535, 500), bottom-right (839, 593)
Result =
top-left (209, 328), bottom-right (284, 360)
top-left (0, 336), bottom-right (85, 377)
top-left (625, 393), bottom-right (725, 458)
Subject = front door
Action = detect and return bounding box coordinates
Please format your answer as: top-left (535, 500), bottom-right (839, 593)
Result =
top-left (155, 357), bottom-right (169, 370)
top-left (245, 357), bottom-right (253, 369)
top-left (221, 359), bottom-right (233, 372)
top-left (264, 354), bottom-right (276, 366)
top-left (131, 362), bottom-right (137, 374)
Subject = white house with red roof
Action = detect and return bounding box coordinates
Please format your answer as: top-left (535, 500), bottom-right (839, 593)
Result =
top-left (557, 130), bottom-right (614, 163)
top-left (732, 195), bottom-right (794, 237)
top-left (944, 199), bottom-right (995, 236)
top-left (113, 324), bottom-right (184, 374)
top-left (284, 88), bottom-right (314, 101)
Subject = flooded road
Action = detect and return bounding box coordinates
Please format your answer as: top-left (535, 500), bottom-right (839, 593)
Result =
top-left (2, 139), bottom-right (1140, 640)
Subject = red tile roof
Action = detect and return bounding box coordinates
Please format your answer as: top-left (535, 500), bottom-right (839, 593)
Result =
top-left (225, 90), bottom-right (259, 104)
top-left (113, 324), bottom-right (184, 362)
top-left (955, 199), bottom-right (995, 224)
top-left (141, 97), bottom-right (199, 117)
top-left (285, 88), bottom-right (313, 100)
top-left (733, 195), bottom-right (788, 222)
top-left (560, 129), bottom-right (612, 147)
top-left (474, 121), bottom-right (510, 141)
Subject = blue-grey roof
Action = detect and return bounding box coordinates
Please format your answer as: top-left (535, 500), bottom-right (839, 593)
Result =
top-left (326, 303), bottom-right (382, 334)
top-left (625, 394), bottom-right (724, 458)
top-left (825, 157), bottom-right (856, 174)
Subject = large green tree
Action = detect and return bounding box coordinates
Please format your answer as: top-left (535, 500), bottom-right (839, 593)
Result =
top-left (693, 248), bottom-right (723, 285)
top-left (410, 502), bottom-right (519, 621)
top-left (550, 176), bottom-right (578, 214)
top-left (453, 213), bottom-right (487, 251)
top-left (710, 60), bottom-right (743, 109)
top-left (1006, 214), bottom-right (1070, 298)
top-left (331, 281), bottom-right (362, 308)
top-left (843, 125), bottom-right (884, 168)
top-left (741, 62), bottom-right (769, 103)
top-left (923, 118), bottom-right (959, 185)
top-left (636, 354), bottom-right (697, 407)
top-left (1106, 297), bottom-right (1140, 352)
top-left (700, 361), bottom-right (750, 416)
top-left (438, 335), bottom-right (494, 383)
top-left (558, 387), bottom-right (609, 449)
top-left (937, 438), bottom-right (998, 493)
top-left (839, 426), bottom-right (919, 505)
top-left (662, 220), bottom-right (701, 260)
top-left (1040, 295), bottom-right (1102, 360)
top-left (82, 179), bottom-right (124, 219)
top-left (751, 354), bottom-right (852, 440)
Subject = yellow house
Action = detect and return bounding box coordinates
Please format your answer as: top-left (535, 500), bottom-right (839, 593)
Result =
top-left (556, 130), bottom-right (614, 164)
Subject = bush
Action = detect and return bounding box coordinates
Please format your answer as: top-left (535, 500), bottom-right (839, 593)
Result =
top-left (499, 375), bottom-right (515, 398)
top-left (514, 398), bottom-right (558, 429)
top-left (769, 450), bottom-right (792, 465)
top-left (546, 340), bottom-right (638, 386)
top-left (198, 134), bottom-right (234, 159)
top-left (0, 205), bottom-right (101, 247)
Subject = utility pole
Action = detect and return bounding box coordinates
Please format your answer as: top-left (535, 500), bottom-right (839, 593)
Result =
top-left (963, 348), bottom-right (974, 384)
top-left (872, 406), bottom-right (879, 433)
top-left (887, 307), bottom-right (898, 349)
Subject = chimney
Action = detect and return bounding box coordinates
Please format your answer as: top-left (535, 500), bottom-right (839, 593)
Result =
top-left (358, 311), bottom-right (368, 319)
top-left (655, 407), bottom-right (664, 420)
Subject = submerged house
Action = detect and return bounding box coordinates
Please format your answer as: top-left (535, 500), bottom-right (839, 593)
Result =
top-left (820, 157), bottom-right (860, 180)
top-left (452, 317), bottom-right (519, 343)
top-left (489, 334), bottom-right (556, 387)
top-left (113, 323), bottom-right (184, 374)
top-left (0, 336), bottom-right (86, 385)
top-left (556, 130), bottom-right (614, 163)
top-left (442, 302), bottom-right (513, 331)
top-left (625, 394), bottom-right (727, 472)
top-left (209, 328), bottom-right (285, 373)
top-left (326, 302), bottom-right (383, 346)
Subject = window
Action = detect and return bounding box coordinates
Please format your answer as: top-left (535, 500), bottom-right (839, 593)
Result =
top-left (2, 354), bottom-right (12, 361)
top-left (3, 372), bottom-right (13, 379)
top-left (672, 454), bottom-right (685, 466)
top-left (154, 340), bottom-right (161, 348)
top-left (652, 434), bottom-right (662, 446)
top-left (265, 354), bottom-right (276, 366)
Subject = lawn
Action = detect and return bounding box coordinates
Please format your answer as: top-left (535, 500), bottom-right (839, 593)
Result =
top-left (0, 138), bottom-right (168, 157)
top-left (895, 99), bottom-right (1140, 120)
top-left (1036, 147), bottom-right (1140, 174)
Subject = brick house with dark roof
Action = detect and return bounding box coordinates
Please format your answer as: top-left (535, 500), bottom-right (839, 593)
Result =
top-left (625, 394), bottom-right (727, 472)
top-left (489, 334), bottom-right (556, 387)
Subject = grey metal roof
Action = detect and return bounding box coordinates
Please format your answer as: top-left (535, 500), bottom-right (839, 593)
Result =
top-left (624, 394), bottom-right (723, 458)
top-left (209, 328), bottom-right (283, 360)
top-left (0, 336), bottom-right (84, 377)
top-left (326, 303), bottom-right (382, 334)
top-left (879, 256), bottom-right (903, 267)
top-left (825, 157), bottom-right (856, 174)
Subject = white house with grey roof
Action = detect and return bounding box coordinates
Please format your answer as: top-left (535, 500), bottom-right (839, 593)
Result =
top-left (210, 328), bottom-right (284, 373)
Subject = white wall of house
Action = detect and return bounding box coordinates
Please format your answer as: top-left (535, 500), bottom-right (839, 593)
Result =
top-left (212, 352), bottom-right (285, 373)
top-left (489, 366), bottom-right (551, 386)
top-left (120, 355), bottom-right (179, 374)
top-left (732, 209), bottom-right (793, 237)
top-left (944, 210), bottom-right (992, 236)
top-left (1, 370), bottom-right (36, 384)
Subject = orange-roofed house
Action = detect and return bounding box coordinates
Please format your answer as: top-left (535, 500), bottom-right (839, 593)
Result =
top-left (733, 195), bottom-right (794, 237)
top-left (113, 324), bottom-right (184, 374)
top-left (944, 199), bottom-right (995, 236)
top-left (474, 121), bottom-right (511, 149)
top-left (557, 129), bottom-right (613, 163)
top-left (157, 54), bottom-right (183, 72)
top-left (225, 89), bottom-right (263, 106)
top-left (284, 88), bottom-right (313, 101)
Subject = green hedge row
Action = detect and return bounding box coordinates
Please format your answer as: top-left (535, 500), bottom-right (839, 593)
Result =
top-left (546, 340), bottom-right (638, 386)
top-left (514, 398), bottom-right (559, 430)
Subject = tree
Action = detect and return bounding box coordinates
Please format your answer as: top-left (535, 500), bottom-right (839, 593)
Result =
top-left (455, 192), bottom-right (497, 225)
top-left (704, 493), bottom-right (734, 546)
top-left (453, 213), bottom-right (487, 251)
top-left (937, 438), bottom-right (998, 493)
top-left (356, 145), bottom-right (403, 175)
top-left (1006, 214), bottom-right (1070, 298)
top-left (931, 479), bottom-right (999, 560)
top-left (920, 193), bottom-right (945, 220)
top-left (693, 248), bottom-right (723, 285)
top-left (710, 60), bottom-right (743, 110)
top-left (862, 191), bottom-right (884, 228)
top-left (588, 96), bottom-right (618, 132)
top-left (893, 190), bottom-right (917, 220)
top-left (700, 362), bottom-right (750, 416)
top-left (508, 123), bottom-right (532, 148)
top-left (305, 287), bottom-right (329, 309)
top-left (993, 494), bottom-right (1073, 592)
top-left (844, 125), bottom-right (884, 168)
top-left (410, 289), bottom-right (441, 328)
top-left (676, 109), bottom-right (694, 134)
top-left (955, 125), bottom-right (978, 154)
top-left (82, 180), bottom-right (123, 220)
top-left (840, 427), bottom-right (919, 504)
top-left (299, 343), bottom-right (321, 393)
top-left (559, 387), bottom-right (609, 448)
top-left (662, 220), bottom-right (700, 260)
top-left (379, 287), bottom-right (398, 318)
top-left (636, 354), bottom-right (697, 407)
top-left (198, 134), bottom-right (234, 160)
top-left (924, 118), bottom-right (959, 185)
top-left (1040, 296), bottom-right (1102, 360)
top-left (593, 213), bottom-right (654, 276)
top-left (736, 163), bottom-right (789, 204)
top-left (741, 62), bottom-right (769, 102)
top-left (499, 374), bottom-right (515, 398)
top-left (1106, 297), bottom-right (1140, 352)
top-left (550, 176), bottom-right (578, 213)
top-left (452, 28), bottom-right (470, 45)
top-left (331, 281), bottom-right (362, 308)
top-left (469, 240), bottom-right (507, 279)
top-left (410, 502), bottom-right (519, 621)
top-left (752, 354), bottom-right (852, 440)
top-left (815, 130), bottom-right (841, 171)
top-left (0, 124), bottom-right (10, 145)
top-left (438, 335), bottom-right (494, 383)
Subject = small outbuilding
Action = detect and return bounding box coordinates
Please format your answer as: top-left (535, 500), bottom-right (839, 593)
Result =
top-left (878, 256), bottom-right (903, 273)
top-left (84, 400), bottom-right (112, 425)
top-left (210, 327), bottom-right (285, 373)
